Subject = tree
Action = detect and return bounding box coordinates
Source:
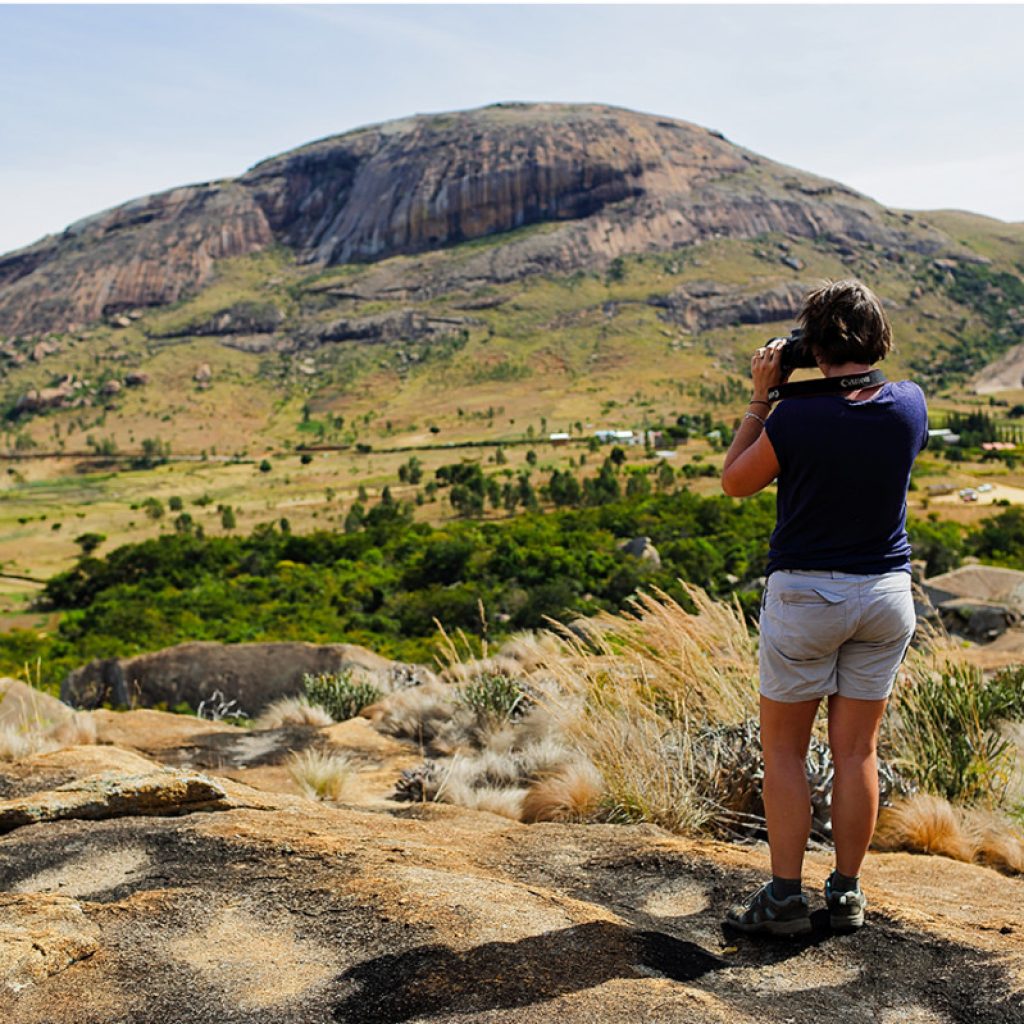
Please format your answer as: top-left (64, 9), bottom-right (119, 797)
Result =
top-left (220, 506), bottom-right (237, 530)
top-left (259, 459), bottom-right (272, 473)
top-left (168, 496), bottom-right (184, 512)
top-left (609, 446), bottom-right (627, 467)
top-left (142, 497), bottom-right (164, 521)
top-left (517, 473), bottom-right (538, 510)
top-left (548, 469), bottom-right (582, 507)
top-left (344, 502), bottom-right (366, 533)
top-left (74, 532), bottom-right (106, 556)
top-left (626, 471), bottom-right (651, 498)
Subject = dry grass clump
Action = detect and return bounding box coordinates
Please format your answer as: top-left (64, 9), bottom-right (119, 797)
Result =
top-left (0, 724), bottom-right (59, 761)
top-left (531, 584), bottom-right (759, 833)
top-left (47, 711), bottom-right (99, 748)
top-left (288, 748), bottom-right (353, 802)
top-left (521, 762), bottom-right (604, 823)
top-left (874, 794), bottom-right (1024, 873)
top-left (0, 709), bottom-right (97, 762)
top-left (362, 682), bottom-right (469, 749)
top-left (255, 696), bottom-right (334, 730)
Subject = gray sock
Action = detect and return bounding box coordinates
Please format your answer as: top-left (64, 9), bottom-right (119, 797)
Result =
top-left (830, 870), bottom-right (860, 893)
top-left (771, 876), bottom-right (803, 900)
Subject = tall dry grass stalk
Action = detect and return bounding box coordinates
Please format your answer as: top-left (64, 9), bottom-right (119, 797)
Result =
top-left (530, 583), bottom-right (760, 834)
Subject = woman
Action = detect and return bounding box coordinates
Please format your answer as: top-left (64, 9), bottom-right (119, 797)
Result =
top-left (721, 279), bottom-right (928, 935)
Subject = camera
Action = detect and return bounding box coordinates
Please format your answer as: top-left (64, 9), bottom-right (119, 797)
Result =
top-left (771, 328), bottom-right (817, 374)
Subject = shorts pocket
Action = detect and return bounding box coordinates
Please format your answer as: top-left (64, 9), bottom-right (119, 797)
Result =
top-left (774, 586), bottom-right (849, 661)
top-left (778, 586), bottom-right (846, 606)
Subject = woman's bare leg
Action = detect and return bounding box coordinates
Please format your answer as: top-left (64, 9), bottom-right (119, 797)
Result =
top-left (759, 695), bottom-right (821, 880)
top-left (827, 694), bottom-right (888, 877)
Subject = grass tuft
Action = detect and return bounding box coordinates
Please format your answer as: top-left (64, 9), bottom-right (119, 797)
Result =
top-left (255, 696), bottom-right (334, 729)
top-left (287, 748), bottom-right (353, 802)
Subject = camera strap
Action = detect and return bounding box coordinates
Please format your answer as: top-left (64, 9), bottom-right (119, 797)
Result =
top-left (767, 369), bottom-right (887, 404)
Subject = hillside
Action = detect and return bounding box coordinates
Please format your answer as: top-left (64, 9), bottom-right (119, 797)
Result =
top-left (2, 103), bottom-right (1024, 619)
top-left (2, 102), bottom-right (1023, 460)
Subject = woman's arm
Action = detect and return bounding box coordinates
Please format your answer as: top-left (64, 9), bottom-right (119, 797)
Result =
top-left (721, 342), bottom-right (784, 497)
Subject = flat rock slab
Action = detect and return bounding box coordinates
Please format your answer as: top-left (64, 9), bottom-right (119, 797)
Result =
top-left (1, 800), bottom-right (1022, 1024)
top-left (0, 770), bottom-right (230, 833)
top-left (90, 709), bottom-right (244, 751)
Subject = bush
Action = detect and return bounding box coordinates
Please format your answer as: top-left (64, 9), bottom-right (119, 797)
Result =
top-left (887, 659), bottom-right (1024, 805)
top-left (302, 671), bottom-right (382, 722)
top-left (457, 673), bottom-right (531, 722)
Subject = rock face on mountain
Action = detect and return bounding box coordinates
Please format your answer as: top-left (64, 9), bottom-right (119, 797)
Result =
top-left (0, 103), bottom-right (951, 337)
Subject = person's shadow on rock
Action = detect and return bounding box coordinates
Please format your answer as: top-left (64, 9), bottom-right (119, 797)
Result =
top-left (331, 920), bottom-right (726, 1023)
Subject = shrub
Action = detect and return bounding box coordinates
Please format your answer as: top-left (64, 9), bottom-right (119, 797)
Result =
top-left (303, 671), bottom-right (381, 722)
top-left (457, 673), bottom-right (531, 722)
top-left (886, 657), bottom-right (1024, 805)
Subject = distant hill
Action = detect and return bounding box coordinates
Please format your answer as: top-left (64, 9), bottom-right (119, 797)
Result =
top-left (1, 102), bottom-right (1023, 453)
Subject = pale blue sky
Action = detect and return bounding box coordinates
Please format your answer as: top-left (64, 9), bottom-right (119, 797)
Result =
top-left (2, 4), bottom-right (1022, 255)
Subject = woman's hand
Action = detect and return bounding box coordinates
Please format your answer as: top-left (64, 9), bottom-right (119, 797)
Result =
top-left (750, 339), bottom-right (790, 401)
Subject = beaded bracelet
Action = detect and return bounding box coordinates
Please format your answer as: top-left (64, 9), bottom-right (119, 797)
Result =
top-left (743, 411), bottom-right (767, 427)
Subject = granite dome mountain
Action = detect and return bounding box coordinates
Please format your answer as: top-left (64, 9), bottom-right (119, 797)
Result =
top-left (0, 102), bottom-right (957, 336)
top-left (2, 102), bottom-right (1023, 458)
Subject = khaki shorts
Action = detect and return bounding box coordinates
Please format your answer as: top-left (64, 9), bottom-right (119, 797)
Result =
top-left (759, 569), bottom-right (916, 703)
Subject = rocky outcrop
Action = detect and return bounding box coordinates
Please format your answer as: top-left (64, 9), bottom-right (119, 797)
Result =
top-left (60, 640), bottom-right (415, 714)
top-left (151, 301), bottom-right (284, 339)
top-left (648, 280), bottom-right (809, 332)
top-left (0, 103), bottom-right (953, 337)
top-left (936, 598), bottom-right (1020, 643)
top-left (317, 309), bottom-right (474, 345)
top-left (0, 183), bottom-right (273, 336)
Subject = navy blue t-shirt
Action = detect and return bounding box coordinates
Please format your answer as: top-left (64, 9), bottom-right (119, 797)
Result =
top-left (764, 380), bottom-right (929, 575)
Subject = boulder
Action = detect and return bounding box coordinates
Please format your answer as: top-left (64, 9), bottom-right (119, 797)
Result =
top-left (61, 641), bottom-right (401, 715)
top-left (124, 371), bottom-right (149, 386)
top-left (937, 598), bottom-right (1019, 643)
top-left (99, 380), bottom-right (121, 396)
top-left (193, 363), bottom-right (212, 383)
top-left (924, 565), bottom-right (1024, 613)
top-left (618, 536), bottom-right (662, 568)
top-left (0, 679), bottom-right (73, 733)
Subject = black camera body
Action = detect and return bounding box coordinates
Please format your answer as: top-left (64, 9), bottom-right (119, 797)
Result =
top-left (772, 328), bottom-right (817, 375)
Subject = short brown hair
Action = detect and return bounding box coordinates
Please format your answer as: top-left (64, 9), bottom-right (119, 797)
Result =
top-left (798, 279), bottom-right (892, 366)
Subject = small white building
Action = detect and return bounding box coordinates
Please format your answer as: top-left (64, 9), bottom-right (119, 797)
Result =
top-left (549, 432), bottom-right (570, 446)
top-left (594, 429), bottom-right (634, 444)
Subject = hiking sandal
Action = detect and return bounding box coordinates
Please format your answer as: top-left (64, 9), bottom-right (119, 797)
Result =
top-left (825, 874), bottom-right (867, 930)
top-left (725, 881), bottom-right (812, 936)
